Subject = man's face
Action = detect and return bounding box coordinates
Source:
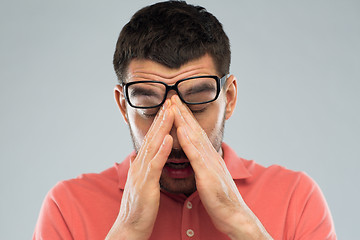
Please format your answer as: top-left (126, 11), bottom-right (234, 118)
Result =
top-left (116, 54), bottom-right (235, 195)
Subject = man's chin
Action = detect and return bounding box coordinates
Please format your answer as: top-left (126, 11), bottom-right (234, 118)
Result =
top-left (159, 173), bottom-right (197, 196)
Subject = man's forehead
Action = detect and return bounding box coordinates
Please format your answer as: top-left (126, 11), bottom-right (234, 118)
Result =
top-left (125, 54), bottom-right (217, 84)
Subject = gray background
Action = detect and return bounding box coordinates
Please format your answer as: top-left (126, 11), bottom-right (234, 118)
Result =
top-left (0, 0), bottom-right (358, 239)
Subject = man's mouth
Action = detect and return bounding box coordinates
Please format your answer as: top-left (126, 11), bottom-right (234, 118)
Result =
top-left (163, 149), bottom-right (194, 178)
top-left (165, 161), bottom-right (191, 169)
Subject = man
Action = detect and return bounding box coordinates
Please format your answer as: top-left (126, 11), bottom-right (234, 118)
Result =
top-left (34, 1), bottom-right (336, 239)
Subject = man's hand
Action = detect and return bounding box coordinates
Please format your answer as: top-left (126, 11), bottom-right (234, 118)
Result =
top-left (171, 95), bottom-right (273, 240)
top-left (106, 100), bottom-right (174, 240)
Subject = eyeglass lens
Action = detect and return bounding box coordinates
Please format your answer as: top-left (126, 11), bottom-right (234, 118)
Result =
top-left (127, 77), bottom-right (218, 108)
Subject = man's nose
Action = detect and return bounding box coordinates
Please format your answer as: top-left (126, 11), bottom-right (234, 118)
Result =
top-left (165, 90), bottom-right (178, 101)
top-left (169, 124), bottom-right (181, 149)
top-left (166, 90), bottom-right (181, 149)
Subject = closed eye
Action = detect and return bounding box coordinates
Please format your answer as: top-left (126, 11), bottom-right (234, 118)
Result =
top-left (182, 84), bottom-right (215, 97)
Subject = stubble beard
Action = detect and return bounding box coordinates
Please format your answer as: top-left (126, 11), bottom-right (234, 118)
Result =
top-left (127, 114), bottom-right (226, 196)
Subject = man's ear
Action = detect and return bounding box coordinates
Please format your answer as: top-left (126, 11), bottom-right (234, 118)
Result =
top-left (114, 85), bottom-right (128, 124)
top-left (224, 75), bottom-right (237, 120)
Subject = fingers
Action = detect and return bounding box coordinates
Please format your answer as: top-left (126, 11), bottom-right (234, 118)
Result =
top-left (171, 95), bottom-right (215, 153)
top-left (171, 96), bottom-right (222, 176)
top-left (136, 100), bottom-right (174, 164)
top-left (172, 96), bottom-right (203, 134)
top-left (112, 100), bottom-right (175, 240)
top-left (176, 126), bottom-right (207, 170)
top-left (169, 96), bottom-right (266, 238)
top-left (148, 134), bottom-right (173, 180)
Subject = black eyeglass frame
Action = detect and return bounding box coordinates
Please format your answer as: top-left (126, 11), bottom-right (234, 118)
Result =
top-left (122, 75), bottom-right (229, 109)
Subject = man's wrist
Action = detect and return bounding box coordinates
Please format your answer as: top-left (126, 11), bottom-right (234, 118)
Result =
top-left (226, 211), bottom-right (273, 240)
top-left (106, 221), bottom-right (151, 240)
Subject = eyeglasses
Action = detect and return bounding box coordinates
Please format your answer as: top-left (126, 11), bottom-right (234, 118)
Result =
top-left (122, 75), bottom-right (228, 109)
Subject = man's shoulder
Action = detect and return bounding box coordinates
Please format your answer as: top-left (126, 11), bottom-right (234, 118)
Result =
top-left (48, 164), bottom-right (120, 201)
top-left (242, 158), bottom-right (317, 192)
top-left (36, 164), bottom-right (123, 238)
top-left (223, 143), bottom-right (313, 186)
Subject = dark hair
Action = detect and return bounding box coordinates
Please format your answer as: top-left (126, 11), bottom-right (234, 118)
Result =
top-left (113, 1), bottom-right (231, 84)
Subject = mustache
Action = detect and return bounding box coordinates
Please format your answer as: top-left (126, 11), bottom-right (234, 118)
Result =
top-left (168, 149), bottom-right (187, 159)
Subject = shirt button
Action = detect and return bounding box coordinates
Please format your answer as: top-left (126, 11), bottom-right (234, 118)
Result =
top-left (186, 201), bottom-right (193, 209)
top-left (186, 229), bottom-right (194, 237)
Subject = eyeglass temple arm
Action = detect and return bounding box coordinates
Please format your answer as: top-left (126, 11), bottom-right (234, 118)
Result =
top-left (220, 74), bottom-right (230, 87)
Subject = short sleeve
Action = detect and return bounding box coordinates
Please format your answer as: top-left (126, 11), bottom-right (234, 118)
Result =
top-left (33, 182), bottom-right (73, 240)
top-left (289, 173), bottom-right (336, 240)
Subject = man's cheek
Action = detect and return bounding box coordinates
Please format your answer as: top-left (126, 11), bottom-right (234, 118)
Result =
top-left (128, 112), bottom-right (153, 141)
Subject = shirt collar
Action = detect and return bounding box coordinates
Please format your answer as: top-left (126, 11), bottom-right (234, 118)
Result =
top-left (221, 142), bottom-right (252, 180)
top-left (117, 142), bottom-right (252, 190)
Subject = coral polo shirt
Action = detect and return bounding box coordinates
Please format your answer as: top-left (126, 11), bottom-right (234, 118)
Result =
top-left (33, 143), bottom-right (336, 239)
